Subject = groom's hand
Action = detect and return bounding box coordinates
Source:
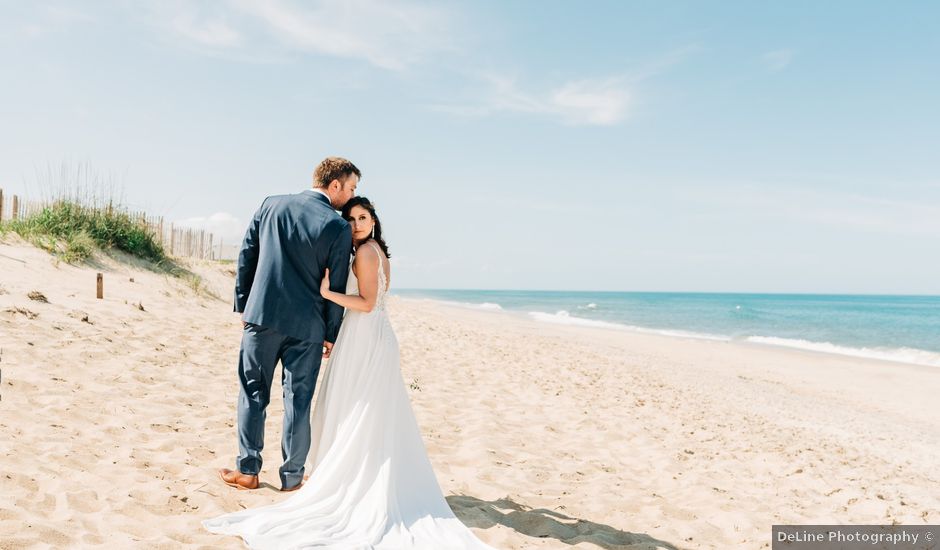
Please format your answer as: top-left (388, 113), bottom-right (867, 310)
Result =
top-left (322, 341), bottom-right (334, 359)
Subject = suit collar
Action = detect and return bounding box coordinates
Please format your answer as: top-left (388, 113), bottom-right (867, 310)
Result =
top-left (304, 188), bottom-right (333, 208)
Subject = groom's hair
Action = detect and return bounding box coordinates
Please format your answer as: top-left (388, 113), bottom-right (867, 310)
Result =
top-left (314, 157), bottom-right (361, 188)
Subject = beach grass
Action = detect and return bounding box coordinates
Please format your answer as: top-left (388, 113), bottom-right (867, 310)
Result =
top-left (1, 201), bottom-right (224, 302)
top-left (1, 162), bottom-right (167, 264)
top-left (1, 200), bottom-right (166, 264)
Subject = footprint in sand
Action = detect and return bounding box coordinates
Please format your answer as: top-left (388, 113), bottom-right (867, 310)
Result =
top-left (186, 447), bottom-right (216, 461)
top-left (81, 533), bottom-right (106, 545)
top-left (8, 472), bottom-right (40, 494)
top-left (66, 490), bottom-right (103, 514)
top-left (149, 423), bottom-right (178, 433)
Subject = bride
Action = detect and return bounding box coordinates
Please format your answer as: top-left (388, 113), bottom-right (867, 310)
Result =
top-left (204, 197), bottom-right (496, 549)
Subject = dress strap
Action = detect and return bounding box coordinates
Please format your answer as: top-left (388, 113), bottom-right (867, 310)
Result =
top-left (368, 241), bottom-right (388, 294)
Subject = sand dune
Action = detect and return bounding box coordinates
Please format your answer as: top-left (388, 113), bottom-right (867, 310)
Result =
top-left (1, 238), bottom-right (937, 549)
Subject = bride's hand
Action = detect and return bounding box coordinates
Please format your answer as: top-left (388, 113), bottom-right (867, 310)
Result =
top-left (320, 268), bottom-right (331, 297)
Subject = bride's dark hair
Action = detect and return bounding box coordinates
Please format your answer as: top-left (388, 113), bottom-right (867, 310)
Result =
top-left (342, 196), bottom-right (391, 258)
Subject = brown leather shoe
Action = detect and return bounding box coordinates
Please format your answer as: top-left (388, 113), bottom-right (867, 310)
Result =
top-left (219, 468), bottom-right (259, 490)
top-left (280, 474), bottom-right (310, 492)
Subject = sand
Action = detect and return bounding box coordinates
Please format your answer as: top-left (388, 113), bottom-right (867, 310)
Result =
top-left (1, 237), bottom-right (938, 549)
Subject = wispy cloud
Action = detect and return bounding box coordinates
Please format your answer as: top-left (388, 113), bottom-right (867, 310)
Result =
top-left (146, 0), bottom-right (455, 70)
top-left (432, 75), bottom-right (631, 126)
top-left (762, 49), bottom-right (795, 72)
top-left (170, 12), bottom-right (241, 48)
top-left (430, 45), bottom-right (699, 126)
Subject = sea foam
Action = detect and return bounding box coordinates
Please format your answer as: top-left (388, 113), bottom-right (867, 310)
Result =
top-left (436, 300), bottom-right (503, 311)
top-left (745, 336), bottom-right (940, 368)
top-left (527, 310), bottom-right (728, 341)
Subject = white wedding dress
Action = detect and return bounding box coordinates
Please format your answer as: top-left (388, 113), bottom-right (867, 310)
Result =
top-left (204, 242), bottom-right (496, 550)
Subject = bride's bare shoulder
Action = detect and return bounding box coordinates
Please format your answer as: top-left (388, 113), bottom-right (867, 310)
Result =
top-left (353, 241), bottom-right (381, 266)
top-left (361, 240), bottom-right (390, 274)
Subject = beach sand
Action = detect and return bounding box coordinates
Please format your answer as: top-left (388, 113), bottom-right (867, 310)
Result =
top-left (1, 238), bottom-right (938, 549)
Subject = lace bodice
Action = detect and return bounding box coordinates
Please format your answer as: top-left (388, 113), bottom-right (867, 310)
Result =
top-left (346, 241), bottom-right (389, 311)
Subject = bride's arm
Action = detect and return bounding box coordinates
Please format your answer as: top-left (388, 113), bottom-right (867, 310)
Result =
top-left (320, 247), bottom-right (380, 313)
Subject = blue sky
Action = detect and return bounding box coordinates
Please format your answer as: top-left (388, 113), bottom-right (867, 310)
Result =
top-left (1, 1), bottom-right (938, 293)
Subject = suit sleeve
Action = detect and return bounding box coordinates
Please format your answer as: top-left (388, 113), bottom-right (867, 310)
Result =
top-left (324, 221), bottom-right (353, 342)
top-left (234, 200), bottom-right (266, 313)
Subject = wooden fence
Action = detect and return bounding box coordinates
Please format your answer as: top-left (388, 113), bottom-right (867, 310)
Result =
top-left (0, 189), bottom-right (43, 221)
top-left (0, 188), bottom-right (227, 260)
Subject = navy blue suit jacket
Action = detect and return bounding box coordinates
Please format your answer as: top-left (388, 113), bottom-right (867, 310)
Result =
top-left (234, 190), bottom-right (352, 344)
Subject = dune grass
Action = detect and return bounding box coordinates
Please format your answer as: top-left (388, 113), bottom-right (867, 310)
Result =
top-left (2, 163), bottom-right (224, 301)
top-left (2, 200), bottom-right (166, 264)
top-left (1, 162), bottom-right (167, 264)
top-left (1, 199), bottom-right (221, 300)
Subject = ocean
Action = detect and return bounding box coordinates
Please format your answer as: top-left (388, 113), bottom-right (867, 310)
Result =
top-left (392, 290), bottom-right (940, 368)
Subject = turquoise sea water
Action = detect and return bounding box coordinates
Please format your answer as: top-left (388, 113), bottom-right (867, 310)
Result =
top-left (392, 290), bottom-right (940, 368)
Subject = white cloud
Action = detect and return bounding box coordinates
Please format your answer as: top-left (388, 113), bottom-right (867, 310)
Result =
top-left (550, 80), bottom-right (630, 125)
top-left (432, 75), bottom-right (631, 126)
top-left (176, 212), bottom-right (245, 243)
top-left (146, 0), bottom-right (455, 70)
top-left (428, 46), bottom-right (700, 126)
top-left (171, 13), bottom-right (241, 48)
top-left (762, 49), bottom-right (794, 72)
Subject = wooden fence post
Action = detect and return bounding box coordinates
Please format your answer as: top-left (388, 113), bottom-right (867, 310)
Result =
top-left (0, 189), bottom-right (4, 221)
top-left (96, 273), bottom-right (104, 299)
top-left (11, 195), bottom-right (18, 220)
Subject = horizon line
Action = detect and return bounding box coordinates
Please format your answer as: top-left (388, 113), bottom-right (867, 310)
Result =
top-left (393, 288), bottom-right (940, 298)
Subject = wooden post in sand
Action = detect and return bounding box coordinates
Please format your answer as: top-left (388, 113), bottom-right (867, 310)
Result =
top-left (96, 273), bottom-right (104, 299)
top-left (11, 195), bottom-right (18, 220)
top-left (0, 189), bottom-right (4, 221)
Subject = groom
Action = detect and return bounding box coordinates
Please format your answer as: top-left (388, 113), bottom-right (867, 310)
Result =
top-left (219, 157), bottom-right (358, 491)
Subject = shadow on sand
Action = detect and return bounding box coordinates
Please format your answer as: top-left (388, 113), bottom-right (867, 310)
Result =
top-left (448, 495), bottom-right (680, 549)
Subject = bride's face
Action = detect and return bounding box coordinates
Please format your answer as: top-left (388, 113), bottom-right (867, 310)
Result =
top-left (347, 205), bottom-right (374, 243)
